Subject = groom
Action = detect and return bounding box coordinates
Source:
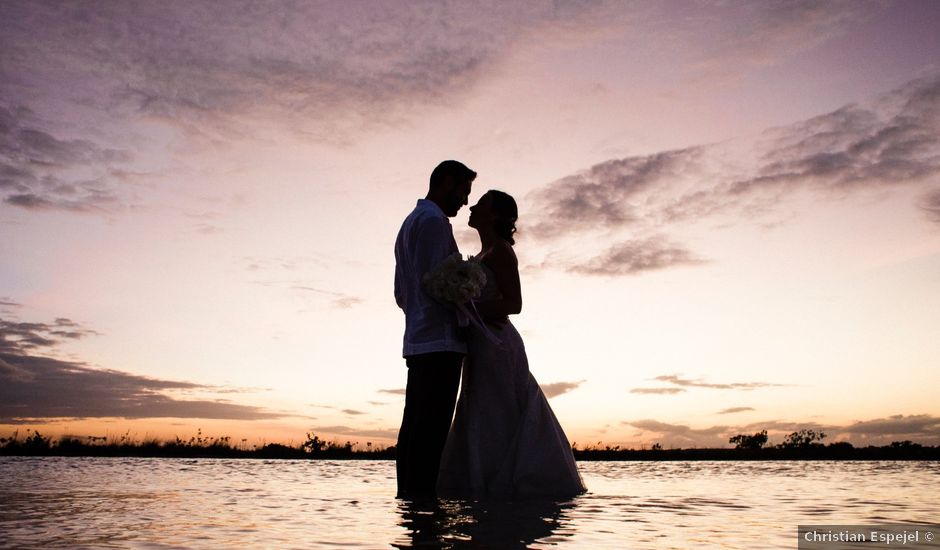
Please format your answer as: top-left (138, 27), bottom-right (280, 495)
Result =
top-left (394, 159), bottom-right (476, 498)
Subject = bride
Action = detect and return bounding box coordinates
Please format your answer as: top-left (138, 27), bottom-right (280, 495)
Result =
top-left (437, 190), bottom-right (586, 500)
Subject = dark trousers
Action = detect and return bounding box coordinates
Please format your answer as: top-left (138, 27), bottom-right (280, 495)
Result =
top-left (396, 351), bottom-right (463, 499)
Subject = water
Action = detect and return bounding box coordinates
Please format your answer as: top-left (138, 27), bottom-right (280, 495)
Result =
top-left (0, 458), bottom-right (937, 548)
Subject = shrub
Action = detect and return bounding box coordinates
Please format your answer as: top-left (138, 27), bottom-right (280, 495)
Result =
top-left (729, 430), bottom-right (768, 450)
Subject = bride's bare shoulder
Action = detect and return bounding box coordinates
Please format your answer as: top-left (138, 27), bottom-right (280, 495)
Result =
top-left (477, 240), bottom-right (516, 265)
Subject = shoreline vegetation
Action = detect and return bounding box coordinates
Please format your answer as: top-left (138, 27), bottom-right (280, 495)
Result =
top-left (1, 429), bottom-right (938, 461)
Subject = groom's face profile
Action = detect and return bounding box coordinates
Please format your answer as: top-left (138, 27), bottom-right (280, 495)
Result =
top-left (442, 176), bottom-right (472, 217)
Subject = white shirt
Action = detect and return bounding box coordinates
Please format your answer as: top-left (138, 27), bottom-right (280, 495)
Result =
top-left (394, 199), bottom-right (467, 357)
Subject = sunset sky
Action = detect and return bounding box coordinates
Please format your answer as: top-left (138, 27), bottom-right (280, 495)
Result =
top-left (2, 0), bottom-right (939, 449)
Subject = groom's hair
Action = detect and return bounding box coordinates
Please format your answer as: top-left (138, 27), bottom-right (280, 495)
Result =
top-left (429, 160), bottom-right (476, 189)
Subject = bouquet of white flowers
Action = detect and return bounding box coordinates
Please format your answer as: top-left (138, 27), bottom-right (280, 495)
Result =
top-left (422, 253), bottom-right (487, 305)
top-left (422, 254), bottom-right (501, 346)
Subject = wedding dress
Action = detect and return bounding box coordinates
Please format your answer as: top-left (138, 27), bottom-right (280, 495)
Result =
top-left (437, 265), bottom-right (585, 500)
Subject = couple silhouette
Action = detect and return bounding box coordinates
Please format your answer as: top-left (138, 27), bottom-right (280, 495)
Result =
top-left (393, 160), bottom-right (585, 500)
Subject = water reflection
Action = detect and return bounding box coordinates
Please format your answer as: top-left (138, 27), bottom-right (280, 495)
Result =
top-left (2, 458), bottom-right (938, 548)
top-left (394, 497), bottom-right (577, 548)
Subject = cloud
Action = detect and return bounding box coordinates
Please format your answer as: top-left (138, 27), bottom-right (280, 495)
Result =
top-left (526, 147), bottom-right (704, 240)
top-left (627, 419), bottom-right (727, 435)
top-left (5, 0), bottom-right (855, 135)
top-left (624, 419), bottom-right (730, 447)
top-left (624, 414), bottom-right (940, 448)
top-left (686, 1), bottom-right (879, 83)
top-left (0, 318), bottom-right (99, 354)
top-left (568, 237), bottom-right (705, 276)
top-left (751, 415), bottom-right (940, 446)
top-left (0, 105), bottom-right (131, 212)
top-left (342, 409), bottom-right (366, 416)
top-left (291, 286), bottom-right (363, 310)
top-left (0, 315), bottom-right (282, 423)
top-left (840, 414), bottom-right (940, 439)
top-left (332, 296), bottom-right (363, 309)
top-left (717, 407), bottom-right (755, 415)
top-left (243, 256), bottom-right (333, 274)
top-left (309, 425), bottom-right (399, 441)
top-left (654, 374), bottom-right (786, 390)
top-left (6, 2), bottom-right (580, 211)
top-left (0, 356), bottom-right (34, 382)
top-left (540, 380), bottom-right (585, 398)
top-left (246, 280), bottom-right (362, 310)
top-left (0, 1), bottom-right (609, 211)
top-left (378, 388), bottom-right (406, 396)
top-left (630, 375), bottom-right (784, 396)
top-left (731, 86), bottom-right (940, 195)
top-left (243, 257), bottom-right (363, 309)
top-left (629, 387), bottom-right (686, 395)
top-left (524, 74), bottom-right (940, 274)
top-left (703, 75), bottom-right (940, 196)
top-left (0, 354), bottom-right (281, 423)
top-left (737, 419), bottom-right (830, 433)
top-left (921, 188), bottom-right (940, 224)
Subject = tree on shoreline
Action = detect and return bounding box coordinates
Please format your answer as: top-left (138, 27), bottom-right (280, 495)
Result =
top-left (2, 429), bottom-right (938, 460)
top-left (729, 430), bottom-right (768, 450)
top-left (778, 429), bottom-right (826, 449)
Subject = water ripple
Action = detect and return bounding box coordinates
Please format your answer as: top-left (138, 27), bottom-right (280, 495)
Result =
top-left (1, 458), bottom-right (937, 548)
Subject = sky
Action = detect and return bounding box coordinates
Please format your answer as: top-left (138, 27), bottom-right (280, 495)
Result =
top-left (2, 0), bottom-right (940, 449)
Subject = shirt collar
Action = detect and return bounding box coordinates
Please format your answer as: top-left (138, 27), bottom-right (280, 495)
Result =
top-left (416, 198), bottom-right (447, 218)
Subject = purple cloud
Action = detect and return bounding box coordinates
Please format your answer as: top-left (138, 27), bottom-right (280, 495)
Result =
top-left (568, 237), bottom-right (705, 276)
top-left (524, 74), bottom-right (940, 275)
top-left (0, 315), bottom-right (282, 423)
top-left (624, 413), bottom-right (940, 447)
top-left (0, 1), bottom-right (606, 212)
top-left (685, 1), bottom-right (880, 82)
top-left (921, 188), bottom-right (940, 224)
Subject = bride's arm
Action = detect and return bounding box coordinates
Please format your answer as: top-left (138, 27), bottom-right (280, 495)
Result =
top-left (475, 242), bottom-right (522, 320)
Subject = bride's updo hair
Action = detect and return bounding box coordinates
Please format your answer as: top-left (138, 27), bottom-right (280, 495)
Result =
top-left (488, 190), bottom-right (518, 246)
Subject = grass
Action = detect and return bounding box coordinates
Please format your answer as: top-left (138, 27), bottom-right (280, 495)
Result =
top-left (0, 430), bottom-right (394, 459)
top-left (1, 429), bottom-right (938, 460)
top-left (570, 441), bottom-right (940, 461)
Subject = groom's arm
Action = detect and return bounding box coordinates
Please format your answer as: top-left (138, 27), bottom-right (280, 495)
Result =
top-left (412, 215), bottom-right (457, 286)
